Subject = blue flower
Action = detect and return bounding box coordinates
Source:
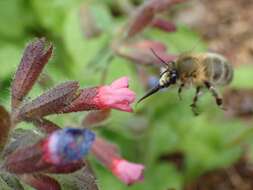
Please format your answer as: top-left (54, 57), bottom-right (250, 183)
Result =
top-left (45, 128), bottom-right (95, 164)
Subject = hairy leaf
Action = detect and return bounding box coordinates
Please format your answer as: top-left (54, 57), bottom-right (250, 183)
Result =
top-left (0, 105), bottom-right (11, 151)
top-left (11, 38), bottom-right (53, 110)
top-left (17, 81), bottom-right (79, 121)
top-left (21, 174), bottom-right (61, 190)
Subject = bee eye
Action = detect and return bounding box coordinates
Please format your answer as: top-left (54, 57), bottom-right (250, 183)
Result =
top-left (170, 72), bottom-right (177, 84)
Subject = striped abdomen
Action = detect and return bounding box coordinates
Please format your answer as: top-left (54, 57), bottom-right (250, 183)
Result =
top-left (203, 53), bottom-right (233, 86)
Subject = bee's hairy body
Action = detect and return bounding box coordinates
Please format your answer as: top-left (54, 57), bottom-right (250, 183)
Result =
top-left (160, 53), bottom-right (233, 87)
top-left (138, 51), bottom-right (234, 115)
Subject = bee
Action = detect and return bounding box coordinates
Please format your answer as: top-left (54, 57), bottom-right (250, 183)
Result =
top-left (137, 49), bottom-right (234, 115)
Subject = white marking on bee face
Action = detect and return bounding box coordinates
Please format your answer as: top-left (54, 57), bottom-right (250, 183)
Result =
top-left (159, 73), bottom-right (169, 86)
top-left (160, 67), bottom-right (167, 74)
top-left (159, 79), bottom-right (165, 86)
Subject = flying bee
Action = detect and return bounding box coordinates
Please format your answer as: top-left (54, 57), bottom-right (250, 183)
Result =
top-left (137, 49), bottom-right (234, 115)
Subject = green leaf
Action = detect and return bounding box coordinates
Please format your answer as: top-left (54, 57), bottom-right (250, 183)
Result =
top-left (231, 64), bottom-right (253, 88)
top-left (0, 173), bottom-right (24, 190)
top-left (144, 164), bottom-right (183, 190)
top-left (54, 166), bottom-right (98, 190)
top-left (31, 0), bottom-right (82, 34)
top-left (182, 120), bottom-right (243, 179)
top-left (0, 177), bottom-right (13, 190)
top-left (0, 44), bottom-right (22, 80)
top-left (90, 3), bottom-right (113, 32)
top-left (0, 0), bottom-right (27, 39)
top-left (146, 121), bottom-right (179, 165)
top-left (63, 6), bottom-right (110, 84)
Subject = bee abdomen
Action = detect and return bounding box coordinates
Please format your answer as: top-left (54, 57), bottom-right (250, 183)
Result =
top-left (204, 53), bottom-right (233, 86)
top-left (222, 60), bottom-right (233, 85)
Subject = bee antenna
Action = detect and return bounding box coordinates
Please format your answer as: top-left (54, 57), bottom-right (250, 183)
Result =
top-left (150, 48), bottom-right (169, 66)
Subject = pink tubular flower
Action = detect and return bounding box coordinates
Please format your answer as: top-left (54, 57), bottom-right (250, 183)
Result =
top-left (111, 159), bottom-right (145, 185)
top-left (63, 77), bottom-right (136, 113)
top-left (96, 77), bottom-right (136, 112)
top-left (91, 137), bottom-right (145, 185)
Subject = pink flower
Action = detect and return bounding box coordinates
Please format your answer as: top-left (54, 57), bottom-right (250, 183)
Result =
top-left (91, 137), bottom-right (145, 185)
top-left (111, 159), bottom-right (145, 185)
top-left (95, 77), bottom-right (136, 112)
top-left (63, 77), bottom-right (136, 113)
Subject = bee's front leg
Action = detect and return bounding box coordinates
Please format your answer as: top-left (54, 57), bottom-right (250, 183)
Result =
top-left (190, 86), bottom-right (202, 116)
top-left (178, 83), bottom-right (185, 100)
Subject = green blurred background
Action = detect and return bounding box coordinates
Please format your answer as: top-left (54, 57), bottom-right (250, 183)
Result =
top-left (0, 0), bottom-right (253, 189)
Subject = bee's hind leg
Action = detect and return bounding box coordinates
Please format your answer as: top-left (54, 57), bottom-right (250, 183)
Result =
top-left (178, 83), bottom-right (185, 100)
top-left (190, 86), bottom-right (202, 116)
top-left (204, 81), bottom-right (225, 110)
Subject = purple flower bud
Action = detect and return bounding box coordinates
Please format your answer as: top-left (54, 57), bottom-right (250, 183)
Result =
top-left (33, 119), bottom-right (61, 134)
top-left (151, 18), bottom-right (176, 33)
top-left (43, 128), bottom-right (95, 164)
top-left (82, 109), bottom-right (111, 128)
top-left (21, 174), bottom-right (61, 190)
top-left (116, 43), bottom-right (176, 66)
top-left (126, 2), bottom-right (156, 38)
top-left (45, 160), bottom-right (85, 174)
top-left (125, 0), bottom-right (186, 38)
top-left (152, 0), bottom-right (187, 12)
top-left (128, 40), bottom-right (167, 52)
top-left (11, 38), bottom-right (53, 110)
top-left (0, 106), bottom-right (11, 151)
top-left (16, 81), bottom-right (79, 122)
top-left (5, 128), bottom-right (95, 174)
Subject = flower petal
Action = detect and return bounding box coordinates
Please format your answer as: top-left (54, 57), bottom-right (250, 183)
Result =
top-left (91, 137), bottom-right (145, 185)
top-left (110, 77), bottom-right (129, 88)
top-left (112, 159), bottom-right (145, 185)
top-left (43, 128), bottom-right (95, 164)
